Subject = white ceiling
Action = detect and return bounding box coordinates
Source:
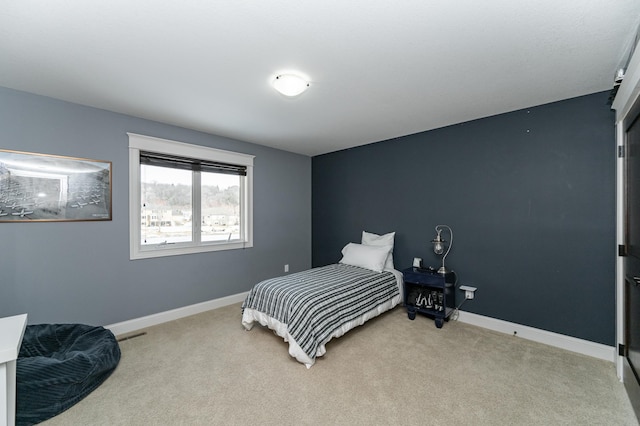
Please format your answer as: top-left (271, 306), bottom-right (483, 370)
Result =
top-left (1, 1), bottom-right (639, 157)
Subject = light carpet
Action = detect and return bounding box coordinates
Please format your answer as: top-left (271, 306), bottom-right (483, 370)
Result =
top-left (41, 303), bottom-right (637, 425)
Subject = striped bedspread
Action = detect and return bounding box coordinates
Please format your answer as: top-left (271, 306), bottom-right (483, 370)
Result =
top-left (242, 263), bottom-right (399, 363)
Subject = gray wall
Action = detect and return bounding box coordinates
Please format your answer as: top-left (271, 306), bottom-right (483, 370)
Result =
top-left (312, 91), bottom-right (616, 345)
top-left (0, 87), bottom-right (312, 325)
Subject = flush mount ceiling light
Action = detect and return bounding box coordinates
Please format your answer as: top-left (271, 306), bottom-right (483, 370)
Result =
top-left (272, 73), bottom-right (309, 97)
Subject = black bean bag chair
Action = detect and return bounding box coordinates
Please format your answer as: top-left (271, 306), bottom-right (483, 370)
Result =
top-left (16, 324), bottom-right (121, 426)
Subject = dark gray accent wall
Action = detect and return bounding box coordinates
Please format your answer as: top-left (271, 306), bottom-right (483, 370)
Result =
top-left (0, 86), bottom-right (311, 325)
top-left (312, 91), bottom-right (615, 345)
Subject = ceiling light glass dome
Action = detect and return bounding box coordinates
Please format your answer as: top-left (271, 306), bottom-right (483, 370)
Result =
top-left (272, 74), bottom-right (309, 97)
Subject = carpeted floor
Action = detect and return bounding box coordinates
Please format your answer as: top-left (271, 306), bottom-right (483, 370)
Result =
top-left (42, 303), bottom-right (637, 425)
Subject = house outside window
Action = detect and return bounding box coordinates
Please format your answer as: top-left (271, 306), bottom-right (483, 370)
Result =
top-left (128, 133), bottom-right (254, 259)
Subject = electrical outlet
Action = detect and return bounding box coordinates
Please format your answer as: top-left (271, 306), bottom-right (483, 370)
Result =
top-left (284, 264), bottom-right (289, 273)
top-left (459, 285), bottom-right (477, 300)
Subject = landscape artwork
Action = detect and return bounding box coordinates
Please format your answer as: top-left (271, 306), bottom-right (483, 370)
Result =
top-left (0, 149), bottom-right (112, 222)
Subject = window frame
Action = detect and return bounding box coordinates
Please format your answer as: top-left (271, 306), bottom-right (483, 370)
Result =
top-left (128, 133), bottom-right (254, 260)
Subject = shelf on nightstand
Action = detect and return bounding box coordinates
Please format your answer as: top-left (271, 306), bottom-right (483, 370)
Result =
top-left (401, 267), bottom-right (456, 328)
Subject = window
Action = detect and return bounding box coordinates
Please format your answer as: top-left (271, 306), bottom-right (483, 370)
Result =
top-left (128, 133), bottom-right (253, 259)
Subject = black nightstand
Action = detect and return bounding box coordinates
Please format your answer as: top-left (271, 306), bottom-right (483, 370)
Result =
top-left (402, 267), bottom-right (456, 328)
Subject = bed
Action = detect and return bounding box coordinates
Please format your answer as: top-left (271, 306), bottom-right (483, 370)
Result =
top-left (242, 231), bottom-right (402, 368)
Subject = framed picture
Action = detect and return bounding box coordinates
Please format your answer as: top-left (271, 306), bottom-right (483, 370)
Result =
top-left (0, 149), bottom-right (112, 222)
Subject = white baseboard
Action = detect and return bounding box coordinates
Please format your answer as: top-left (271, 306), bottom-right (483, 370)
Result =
top-left (456, 310), bottom-right (616, 363)
top-left (105, 295), bottom-right (615, 363)
top-left (106, 292), bottom-right (248, 337)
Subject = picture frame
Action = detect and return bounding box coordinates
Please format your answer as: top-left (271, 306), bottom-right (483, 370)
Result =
top-left (0, 149), bottom-right (112, 222)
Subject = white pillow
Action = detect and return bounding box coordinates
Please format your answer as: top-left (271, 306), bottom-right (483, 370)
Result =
top-left (361, 231), bottom-right (395, 270)
top-left (339, 243), bottom-right (391, 273)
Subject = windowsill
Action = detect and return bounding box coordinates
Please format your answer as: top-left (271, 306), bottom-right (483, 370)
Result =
top-left (130, 240), bottom-right (253, 260)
